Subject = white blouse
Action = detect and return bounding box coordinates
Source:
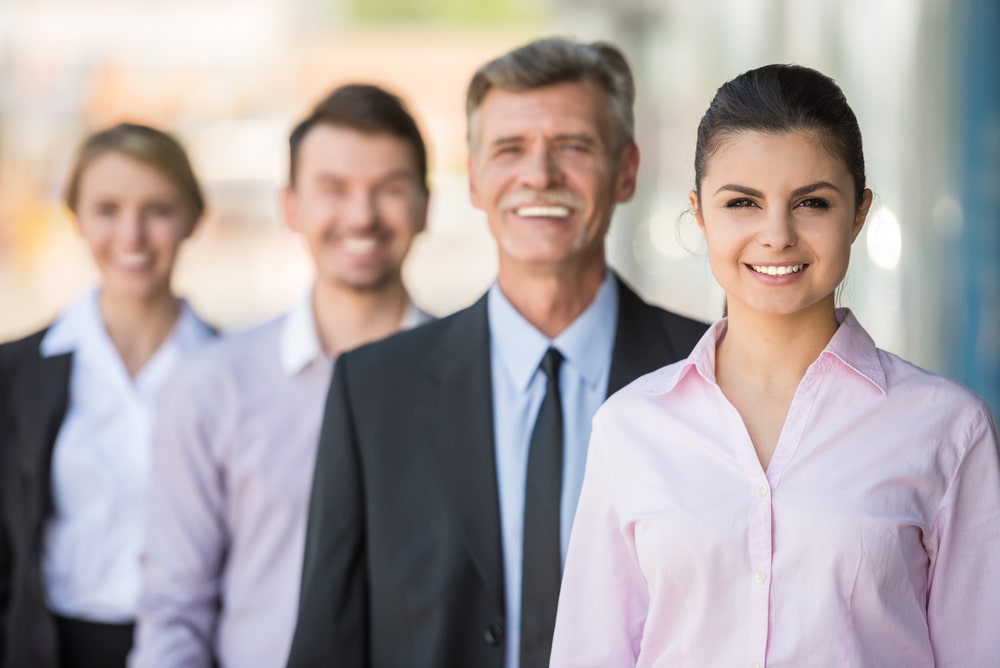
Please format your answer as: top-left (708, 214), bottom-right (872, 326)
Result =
top-left (39, 289), bottom-right (214, 622)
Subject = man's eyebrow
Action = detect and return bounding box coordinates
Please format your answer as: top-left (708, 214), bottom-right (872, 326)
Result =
top-left (553, 133), bottom-right (597, 144)
top-left (490, 135), bottom-right (523, 147)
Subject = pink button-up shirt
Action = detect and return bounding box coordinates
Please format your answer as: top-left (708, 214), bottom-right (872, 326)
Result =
top-left (550, 309), bottom-right (1000, 667)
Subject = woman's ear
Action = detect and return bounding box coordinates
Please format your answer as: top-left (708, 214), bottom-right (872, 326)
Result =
top-left (851, 188), bottom-right (873, 242)
top-left (688, 190), bottom-right (704, 232)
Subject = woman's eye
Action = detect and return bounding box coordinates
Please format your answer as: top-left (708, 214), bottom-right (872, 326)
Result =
top-left (94, 202), bottom-right (118, 216)
top-left (798, 197), bottom-right (830, 209)
top-left (725, 198), bottom-right (757, 209)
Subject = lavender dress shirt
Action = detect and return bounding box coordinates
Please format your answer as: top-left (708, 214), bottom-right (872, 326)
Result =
top-left (550, 309), bottom-right (1000, 667)
top-left (130, 294), bottom-right (430, 668)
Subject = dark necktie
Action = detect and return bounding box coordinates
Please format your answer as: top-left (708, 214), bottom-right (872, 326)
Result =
top-left (520, 347), bottom-right (563, 668)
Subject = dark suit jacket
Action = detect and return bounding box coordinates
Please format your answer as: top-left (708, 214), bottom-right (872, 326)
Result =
top-left (0, 322), bottom-right (216, 668)
top-left (287, 277), bottom-right (708, 668)
top-left (0, 329), bottom-right (72, 668)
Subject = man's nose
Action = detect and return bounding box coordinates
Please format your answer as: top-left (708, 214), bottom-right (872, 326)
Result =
top-left (518, 145), bottom-right (563, 191)
top-left (342, 190), bottom-right (377, 230)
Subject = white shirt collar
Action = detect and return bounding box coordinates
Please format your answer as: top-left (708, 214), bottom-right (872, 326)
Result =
top-left (279, 292), bottom-right (432, 376)
top-left (40, 288), bottom-right (212, 359)
top-left (280, 292), bottom-right (326, 376)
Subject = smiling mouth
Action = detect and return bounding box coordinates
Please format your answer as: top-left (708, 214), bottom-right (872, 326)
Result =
top-left (115, 253), bottom-right (152, 268)
top-left (514, 205), bottom-right (571, 218)
top-left (341, 238), bottom-right (381, 255)
top-left (749, 264), bottom-right (806, 276)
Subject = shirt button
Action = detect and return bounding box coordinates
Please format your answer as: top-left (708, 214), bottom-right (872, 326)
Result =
top-left (754, 570), bottom-right (768, 584)
top-left (483, 623), bottom-right (503, 646)
top-left (756, 484), bottom-right (769, 497)
top-left (752, 663), bottom-right (762, 668)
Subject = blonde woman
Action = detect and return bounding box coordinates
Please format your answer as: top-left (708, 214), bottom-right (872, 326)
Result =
top-left (0, 123), bottom-right (215, 667)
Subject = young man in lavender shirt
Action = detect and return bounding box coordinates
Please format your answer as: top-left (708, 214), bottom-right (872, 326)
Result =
top-left (129, 84), bottom-right (433, 668)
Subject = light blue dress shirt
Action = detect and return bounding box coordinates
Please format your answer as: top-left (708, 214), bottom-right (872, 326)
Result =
top-left (487, 272), bottom-right (618, 668)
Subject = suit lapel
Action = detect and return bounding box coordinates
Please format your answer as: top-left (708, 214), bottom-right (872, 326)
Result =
top-left (418, 295), bottom-right (505, 609)
top-left (607, 277), bottom-right (677, 397)
top-left (15, 340), bottom-right (72, 519)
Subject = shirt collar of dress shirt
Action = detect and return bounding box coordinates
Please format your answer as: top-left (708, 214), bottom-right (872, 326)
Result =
top-left (280, 291), bottom-right (326, 376)
top-left (487, 271), bottom-right (618, 393)
top-left (644, 307), bottom-right (888, 396)
top-left (280, 290), bottom-right (431, 376)
top-left (40, 288), bottom-right (210, 359)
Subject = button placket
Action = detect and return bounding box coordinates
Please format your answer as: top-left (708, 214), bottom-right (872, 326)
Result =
top-left (747, 476), bottom-right (773, 666)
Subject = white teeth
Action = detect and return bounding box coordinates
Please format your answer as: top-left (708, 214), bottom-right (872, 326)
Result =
top-left (751, 264), bottom-right (805, 276)
top-left (342, 238), bottom-right (379, 255)
top-left (515, 205), bottom-right (571, 218)
top-left (116, 253), bottom-right (151, 268)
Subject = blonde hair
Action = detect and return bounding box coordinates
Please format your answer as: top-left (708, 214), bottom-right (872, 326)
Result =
top-left (64, 122), bottom-right (204, 220)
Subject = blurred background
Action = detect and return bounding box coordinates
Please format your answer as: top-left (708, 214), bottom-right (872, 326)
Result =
top-left (1, 0), bottom-right (998, 415)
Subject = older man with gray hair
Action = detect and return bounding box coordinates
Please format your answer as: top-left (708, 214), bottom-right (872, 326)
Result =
top-left (288, 37), bottom-right (707, 668)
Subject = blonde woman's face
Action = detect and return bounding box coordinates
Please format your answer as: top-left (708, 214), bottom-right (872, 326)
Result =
top-left (74, 151), bottom-right (196, 302)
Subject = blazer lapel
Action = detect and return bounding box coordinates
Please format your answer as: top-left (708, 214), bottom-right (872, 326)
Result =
top-left (607, 276), bottom-right (678, 397)
top-left (13, 339), bottom-right (72, 525)
top-left (417, 295), bottom-right (505, 610)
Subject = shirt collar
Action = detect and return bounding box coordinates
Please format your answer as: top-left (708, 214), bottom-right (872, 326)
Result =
top-left (400, 301), bottom-right (434, 330)
top-left (279, 292), bottom-right (326, 376)
top-left (642, 307), bottom-right (887, 396)
top-left (280, 292), bottom-right (432, 376)
top-left (822, 308), bottom-right (887, 393)
top-left (40, 288), bottom-right (212, 358)
top-left (488, 271), bottom-right (618, 392)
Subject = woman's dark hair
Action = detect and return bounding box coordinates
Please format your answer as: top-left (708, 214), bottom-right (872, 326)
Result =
top-left (694, 64), bottom-right (866, 207)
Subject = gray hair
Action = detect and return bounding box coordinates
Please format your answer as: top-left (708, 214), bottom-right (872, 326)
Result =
top-left (466, 37), bottom-right (636, 152)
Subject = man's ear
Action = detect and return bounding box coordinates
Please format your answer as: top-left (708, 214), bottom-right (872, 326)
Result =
top-left (467, 153), bottom-right (483, 211)
top-left (614, 141), bottom-right (640, 203)
top-left (415, 190), bottom-right (430, 234)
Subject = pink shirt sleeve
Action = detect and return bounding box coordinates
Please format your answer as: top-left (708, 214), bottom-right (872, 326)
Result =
top-left (131, 364), bottom-right (227, 668)
top-left (550, 413), bottom-right (649, 668)
top-left (926, 405), bottom-right (1000, 665)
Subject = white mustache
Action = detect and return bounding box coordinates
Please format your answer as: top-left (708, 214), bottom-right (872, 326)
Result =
top-left (499, 190), bottom-right (583, 211)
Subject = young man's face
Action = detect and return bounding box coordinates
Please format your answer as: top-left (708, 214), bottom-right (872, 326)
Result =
top-left (284, 125), bottom-right (428, 292)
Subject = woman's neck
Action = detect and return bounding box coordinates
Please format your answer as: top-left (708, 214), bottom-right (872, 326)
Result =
top-left (718, 300), bottom-right (840, 393)
top-left (98, 288), bottom-right (182, 378)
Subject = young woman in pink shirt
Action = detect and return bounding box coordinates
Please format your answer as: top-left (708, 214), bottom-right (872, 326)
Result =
top-left (550, 64), bottom-right (1000, 667)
